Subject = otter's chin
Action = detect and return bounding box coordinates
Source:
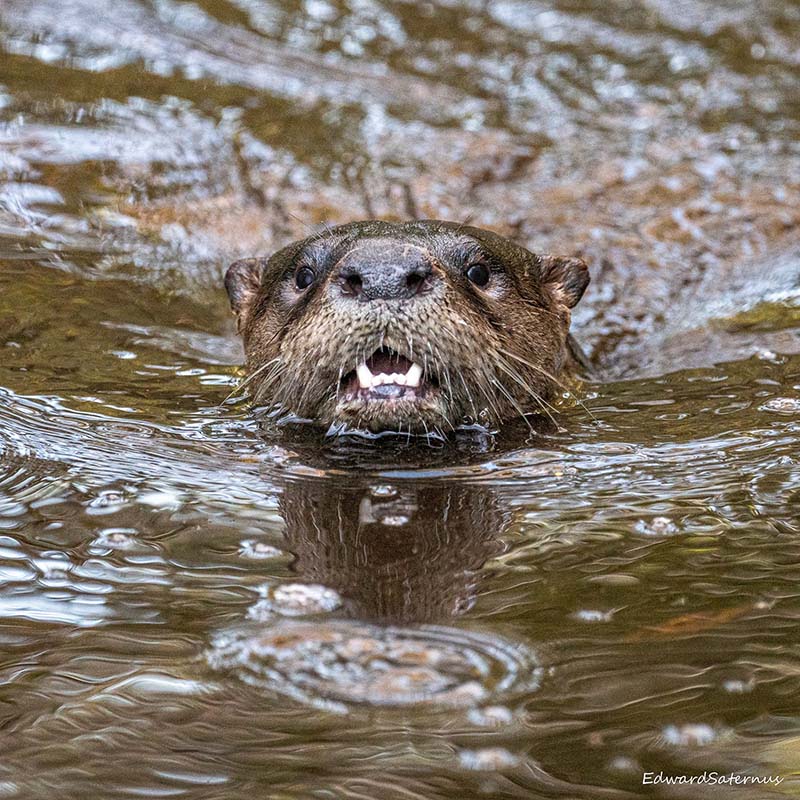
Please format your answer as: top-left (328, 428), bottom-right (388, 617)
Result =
top-left (331, 394), bottom-right (448, 435)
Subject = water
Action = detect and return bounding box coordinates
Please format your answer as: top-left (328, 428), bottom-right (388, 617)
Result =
top-left (1, 1), bottom-right (800, 797)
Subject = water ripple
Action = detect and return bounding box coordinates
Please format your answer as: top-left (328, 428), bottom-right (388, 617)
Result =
top-left (208, 620), bottom-right (541, 714)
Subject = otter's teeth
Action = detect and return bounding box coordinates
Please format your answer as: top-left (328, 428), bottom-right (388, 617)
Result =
top-left (356, 361), bottom-right (423, 390)
top-left (357, 363), bottom-right (373, 389)
top-left (405, 363), bottom-right (423, 388)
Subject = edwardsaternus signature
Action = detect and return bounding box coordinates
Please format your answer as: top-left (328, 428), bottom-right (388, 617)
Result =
top-left (643, 771), bottom-right (784, 787)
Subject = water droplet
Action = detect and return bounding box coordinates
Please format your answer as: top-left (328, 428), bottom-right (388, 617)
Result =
top-left (138, 489), bottom-right (184, 508)
top-left (369, 484), bottom-right (397, 498)
top-left (381, 515), bottom-right (409, 526)
top-left (607, 756), bottom-right (640, 773)
top-left (588, 574), bottom-right (639, 586)
top-left (250, 583), bottom-right (342, 619)
top-left (239, 540), bottom-right (285, 560)
top-left (635, 516), bottom-right (679, 536)
top-left (458, 747), bottom-right (521, 771)
top-left (93, 528), bottom-right (138, 550)
top-left (660, 723), bottom-right (724, 747)
top-left (87, 490), bottom-right (126, 514)
top-left (721, 677), bottom-right (755, 694)
top-left (760, 397), bottom-right (800, 414)
top-left (467, 705), bottom-right (514, 727)
top-left (573, 609), bottom-right (615, 623)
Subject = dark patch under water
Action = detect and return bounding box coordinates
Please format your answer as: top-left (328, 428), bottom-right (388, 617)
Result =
top-left (1, 1), bottom-right (800, 798)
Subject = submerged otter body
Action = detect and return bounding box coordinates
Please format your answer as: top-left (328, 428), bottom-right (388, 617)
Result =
top-left (224, 220), bottom-right (589, 435)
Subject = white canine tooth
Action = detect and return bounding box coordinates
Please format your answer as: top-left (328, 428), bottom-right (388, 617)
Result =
top-left (357, 363), bottom-right (373, 389)
top-left (405, 363), bottom-right (423, 388)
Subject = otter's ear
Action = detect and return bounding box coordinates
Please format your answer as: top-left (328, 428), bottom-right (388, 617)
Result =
top-left (225, 258), bottom-right (263, 328)
top-left (539, 255), bottom-right (590, 309)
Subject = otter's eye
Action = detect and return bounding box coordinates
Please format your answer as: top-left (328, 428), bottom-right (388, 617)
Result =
top-left (294, 266), bottom-right (315, 290)
top-left (466, 263), bottom-right (490, 287)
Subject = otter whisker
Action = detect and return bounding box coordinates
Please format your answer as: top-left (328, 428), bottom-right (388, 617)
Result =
top-left (498, 347), bottom-right (597, 421)
top-left (496, 347), bottom-right (570, 394)
top-left (455, 369), bottom-right (479, 422)
top-left (494, 365), bottom-right (558, 428)
top-left (290, 355), bottom-right (326, 411)
top-left (257, 363), bottom-right (292, 399)
top-left (420, 416), bottom-right (445, 447)
top-left (495, 358), bottom-right (560, 418)
top-left (513, 298), bottom-right (571, 323)
top-left (439, 358), bottom-right (454, 406)
top-left (420, 417), bottom-right (430, 440)
top-left (495, 354), bottom-right (563, 422)
top-left (426, 404), bottom-right (456, 434)
top-left (285, 208), bottom-right (330, 240)
top-left (428, 343), bottom-right (457, 414)
top-left (490, 377), bottom-right (536, 432)
top-left (453, 213), bottom-right (475, 235)
top-left (469, 355), bottom-right (508, 426)
top-left (476, 381), bottom-right (503, 428)
top-left (221, 357), bottom-right (281, 405)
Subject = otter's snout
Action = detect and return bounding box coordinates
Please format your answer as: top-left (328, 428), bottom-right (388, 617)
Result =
top-left (336, 240), bottom-right (434, 301)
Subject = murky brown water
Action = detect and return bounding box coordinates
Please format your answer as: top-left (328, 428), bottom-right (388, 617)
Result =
top-left (1, 1), bottom-right (800, 797)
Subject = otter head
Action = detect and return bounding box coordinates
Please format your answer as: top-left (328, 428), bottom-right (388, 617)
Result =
top-left (225, 220), bottom-right (588, 435)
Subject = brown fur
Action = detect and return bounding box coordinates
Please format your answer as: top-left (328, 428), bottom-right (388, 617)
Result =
top-left (224, 220), bottom-right (589, 435)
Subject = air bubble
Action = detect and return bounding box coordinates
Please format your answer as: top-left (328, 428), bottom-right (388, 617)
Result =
top-left (760, 397), bottom-right (800, 414)
top-left (467, 705), bottom-right (514, 727)
top-left (660, 723), bottom-right (726, 747)
top-left (93, 528), bottom-right (138, 550)
top-left (239, 540), bottom-right (285, 560)
top-left (458, 747), bottom-right (521, 771)
top-left (635, 516), bottom-right (679, 536)
top-left (250, 582), bottom-right (342, 619)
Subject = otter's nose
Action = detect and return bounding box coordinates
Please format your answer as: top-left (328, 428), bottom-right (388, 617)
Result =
top-left (338, 249), bottom-right (433, 301)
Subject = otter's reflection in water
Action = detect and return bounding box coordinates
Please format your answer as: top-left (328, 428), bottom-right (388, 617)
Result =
top-left (283, 477), bottom-right (504, 623)
top-left (209, 476), bottom-right (542, 713)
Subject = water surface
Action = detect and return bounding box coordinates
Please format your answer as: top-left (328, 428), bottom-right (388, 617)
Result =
top-left (1, 1), bottom-right (800, 797)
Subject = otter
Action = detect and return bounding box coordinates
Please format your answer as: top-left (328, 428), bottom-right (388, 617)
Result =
top-left (224, 220), bottom-right (589, 435)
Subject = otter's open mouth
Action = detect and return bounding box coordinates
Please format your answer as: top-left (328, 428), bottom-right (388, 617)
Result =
top-left (340, 347), bottom-right (433, 403)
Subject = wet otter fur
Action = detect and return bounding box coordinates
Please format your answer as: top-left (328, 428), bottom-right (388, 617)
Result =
top-left (225, 220), bottom-right (589, 436)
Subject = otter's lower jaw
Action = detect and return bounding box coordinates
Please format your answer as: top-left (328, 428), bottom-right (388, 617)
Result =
top-left (331, 394), bottom-right (447, 435)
